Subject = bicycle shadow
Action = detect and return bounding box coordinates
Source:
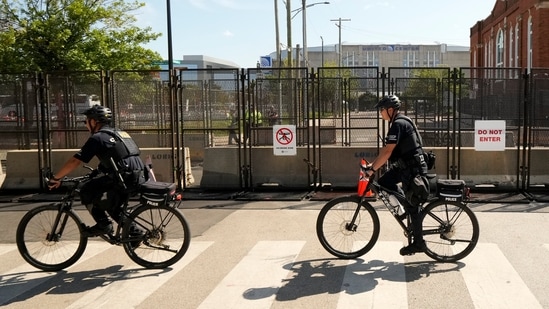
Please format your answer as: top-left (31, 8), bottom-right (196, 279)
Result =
top-left (0, 265), bottom-right (171, 306)
top-left (243, 258), bottom-right (465, 302)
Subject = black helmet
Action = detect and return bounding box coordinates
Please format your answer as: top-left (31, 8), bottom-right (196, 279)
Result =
top-left (375, 95), bottom-right (401, 109)
top-left (82, 104), bottom-right (112, 123)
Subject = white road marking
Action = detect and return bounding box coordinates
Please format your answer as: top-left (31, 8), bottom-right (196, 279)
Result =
top-left (337, 241), bottom-right (407, 309)
top-left (65, 241), bottom-right (213, 309)
top-left (461, 243), bottom-right (543, 309)
top-left (198, 240), bottom-right (306, 309)
top-left (0, 241), bottom-right (107, 305)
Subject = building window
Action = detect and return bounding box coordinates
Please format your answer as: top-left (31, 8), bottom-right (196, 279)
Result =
top-left (515, 24), bottom-right (519, 69)
top-left (484, 39), bottom-right (489, 69)
top-left (496, 29), bottom-right (504, 68)
top-left (509, 26), bottom-right (513, 68)
top-left (527, 16), bottom-right (533, 73)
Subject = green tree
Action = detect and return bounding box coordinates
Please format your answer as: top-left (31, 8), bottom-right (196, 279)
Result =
top-left (0, 0), bottom-right (162, 72)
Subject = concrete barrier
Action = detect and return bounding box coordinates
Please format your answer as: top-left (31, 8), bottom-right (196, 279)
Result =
top-left (0, 148), bottom-right (193, 191)
top-left (200, 146), bottom-right (549, 189)
top-left (4, 145), bottom-right (549, 191)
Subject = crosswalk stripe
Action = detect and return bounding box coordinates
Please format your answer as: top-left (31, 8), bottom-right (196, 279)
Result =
top-left (198, 240), bottom-right (306, 309)
top-left (337, 241), bottom-right (407, 309)
top-left (65, 241), bottom-right (214, 309)
top-left (0, 241), bottom-right (108, 305)
top-left (461, 243), bottom-right (543, 309)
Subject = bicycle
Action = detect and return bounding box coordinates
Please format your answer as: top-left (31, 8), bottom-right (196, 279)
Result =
top-left (16, 167), bottom-right (191, 271)
top-left (316, 159), bottom-right (479, 262)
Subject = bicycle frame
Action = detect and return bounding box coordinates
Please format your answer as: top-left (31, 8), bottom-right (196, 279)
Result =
top-left (359, 179), bottom-right (412, 233)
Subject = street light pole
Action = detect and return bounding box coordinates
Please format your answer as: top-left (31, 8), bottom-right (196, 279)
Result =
top-left (166, 0), bottom-right (180, 186)
top-left (167, 0), bottom-right (174, 73)
top-left (290, 1), bottom-right (328, 68)
top-left (302, 0), bottom-right (307, 67)
top-left (320, 35), bottom-right (324, 67)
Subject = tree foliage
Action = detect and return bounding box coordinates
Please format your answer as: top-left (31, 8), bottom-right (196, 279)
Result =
top-left (0, 0), bottom-right (162, 72)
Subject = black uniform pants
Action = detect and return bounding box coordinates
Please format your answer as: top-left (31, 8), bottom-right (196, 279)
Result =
top-left (378, 168), bottom-right (424, 243)
top-left (79, 175), bottom-right (128, 224)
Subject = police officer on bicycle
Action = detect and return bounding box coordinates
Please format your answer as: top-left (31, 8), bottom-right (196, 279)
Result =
top-left (48, 105), bottom-right (146, 236)
top-left (364, 95), bottom-right (429, 256)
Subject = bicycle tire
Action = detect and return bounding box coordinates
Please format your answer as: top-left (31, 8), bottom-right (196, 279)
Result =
top-left (316, 195), bottom-right (380, 259)
top-left (421, 200), bottom-right (480, 262)
top-left (16, 204), bottom-right (88, 271)
top-left (123, 204), bottom-right (191, 269)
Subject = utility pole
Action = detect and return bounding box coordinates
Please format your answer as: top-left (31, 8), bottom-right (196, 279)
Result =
top-left (331, 18), bottom-right (351, 67)
top-left (274, 0), bottom-right (281, 67)
top-left (286, 0), bottom-right (292, 67)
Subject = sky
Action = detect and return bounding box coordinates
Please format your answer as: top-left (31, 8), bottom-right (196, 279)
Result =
top-left (136, 0), bottom-right (497, 68)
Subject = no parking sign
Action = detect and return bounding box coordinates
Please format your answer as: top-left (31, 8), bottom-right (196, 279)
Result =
top-left (273, 125), bottom-right (296, 156)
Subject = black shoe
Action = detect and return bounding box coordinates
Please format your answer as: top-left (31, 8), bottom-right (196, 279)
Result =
top-left (399, 241), bottom-right (426, 256)
top-left (128, 225), bottom-right (145, 248)
top-left (84, 222), bottom-right (113, 237)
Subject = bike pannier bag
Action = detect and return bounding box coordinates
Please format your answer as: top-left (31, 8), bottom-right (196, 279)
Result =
top-left (437, 179), bottom-right (467, 202)
top-left (139, 181), bottom-right (177, 207)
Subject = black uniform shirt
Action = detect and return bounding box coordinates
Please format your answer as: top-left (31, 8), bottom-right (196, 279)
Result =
top-left (74, 127), bottom-right (118, 173)
top-left (386, 114), bottom-right (422, 163)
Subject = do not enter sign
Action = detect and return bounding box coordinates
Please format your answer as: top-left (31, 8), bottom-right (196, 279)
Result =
top-left (475, 120), bottom-right (506, 151)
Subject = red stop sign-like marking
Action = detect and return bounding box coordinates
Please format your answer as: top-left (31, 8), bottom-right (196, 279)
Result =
top-left (276, 127), bottom-right (293, 145)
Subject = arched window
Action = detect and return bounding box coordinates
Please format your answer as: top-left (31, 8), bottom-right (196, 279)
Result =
top-left (527, 16), bottom-right (533, 72)
top-left (509, 25), bottom-right (513, 68)
top-left (496, 29), bottom-right (504, 68)
top-left (515, 24), bottom-right (519, 68)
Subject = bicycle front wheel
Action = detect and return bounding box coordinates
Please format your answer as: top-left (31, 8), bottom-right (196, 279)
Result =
top-left (316, 195), bottom-right (380, 259)
top-left (422, 200), bottom-right (480, 262)
top-left (16, 204), bottom-right (88, 271)
top-left (123, 204), bottom-right (191, 269)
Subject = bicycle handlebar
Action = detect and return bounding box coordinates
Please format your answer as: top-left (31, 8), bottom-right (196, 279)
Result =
top-left (44, 166), bottom-right (95, 185)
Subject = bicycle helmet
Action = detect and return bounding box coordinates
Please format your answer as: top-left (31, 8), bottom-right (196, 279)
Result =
top-left (82, 104), bottom-right (112, 123)
top-left (375, 95), bottom-right (401, 109)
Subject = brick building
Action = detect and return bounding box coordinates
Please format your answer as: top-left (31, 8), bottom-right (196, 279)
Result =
top-left (470, 0), bottom-right (549, 71)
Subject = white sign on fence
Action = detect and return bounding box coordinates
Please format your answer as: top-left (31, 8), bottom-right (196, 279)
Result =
top-left (474, 120), bottom-right (506, 151)
top-left (273, 125), bottom-right (296, 156)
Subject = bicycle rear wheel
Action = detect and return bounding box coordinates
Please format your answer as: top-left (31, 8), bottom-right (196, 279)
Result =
top-left (16, 204), bottom-right (88, 271)
top-left (123, 204), bottom-right (191, 269)
top-left (316, 195), bottom-right (380, 259)
top-left (422, 200), bottom-right (479, 262)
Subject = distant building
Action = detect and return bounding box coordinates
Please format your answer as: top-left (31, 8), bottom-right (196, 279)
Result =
top-left (155, 55), bottom-right (240, 81)
top-left (272, 43), bottom-right (469, 70)
top-left (470, 0), bottom-right (549, 71)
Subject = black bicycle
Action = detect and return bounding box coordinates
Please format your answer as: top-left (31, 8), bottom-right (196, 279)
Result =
top-left (316, 159), bottom-right (479, 262)
top-left (16, 167), bottom-right (191, 271)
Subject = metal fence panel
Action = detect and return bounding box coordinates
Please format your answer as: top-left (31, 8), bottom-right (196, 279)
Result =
top-left (2, 67), bottom-right (549, 197)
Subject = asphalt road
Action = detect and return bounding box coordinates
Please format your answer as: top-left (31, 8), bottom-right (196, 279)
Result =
top-left (1, 198), bottom-right (549, 308)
